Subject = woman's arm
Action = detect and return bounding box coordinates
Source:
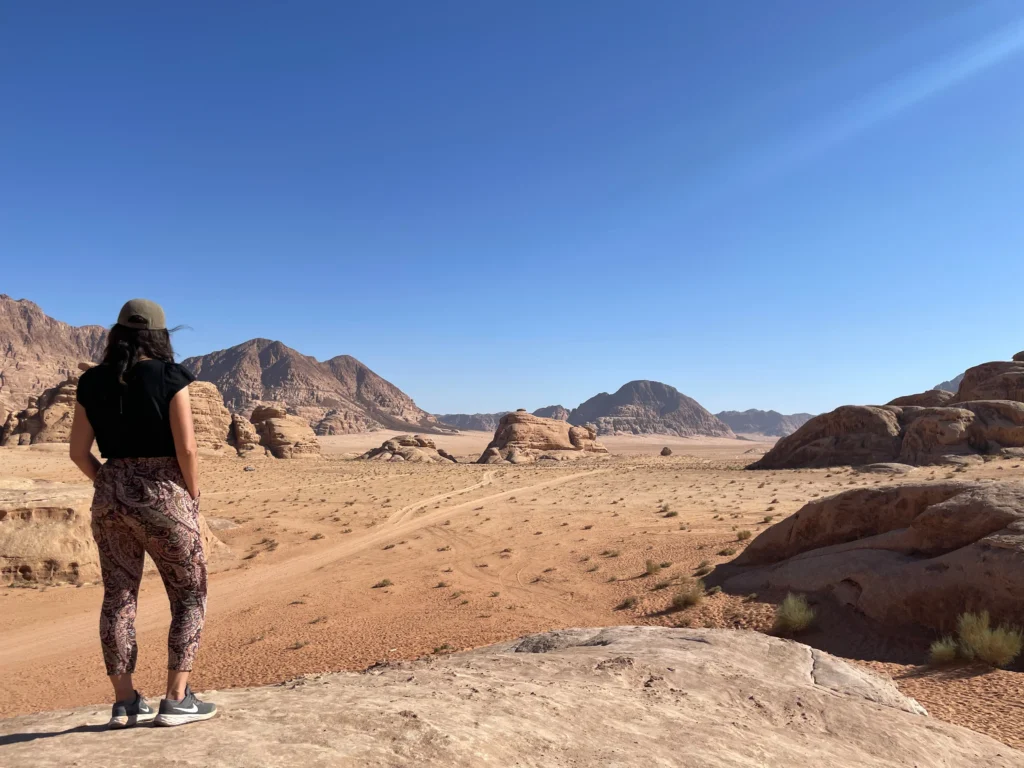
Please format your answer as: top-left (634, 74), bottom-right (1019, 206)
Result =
top-left (169, 386), bottom-right (200, 500)
top-left (69, 403), bottom-right (101, 481)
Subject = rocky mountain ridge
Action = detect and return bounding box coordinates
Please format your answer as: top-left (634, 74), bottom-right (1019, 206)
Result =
top-left (714, 408), bottom-right (814, 437)
top-left (569, 380), bottom-right (734, 438)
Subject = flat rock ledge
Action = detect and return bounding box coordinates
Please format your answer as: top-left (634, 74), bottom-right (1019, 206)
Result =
top-left (1, 627), bottom-right (1020, 767)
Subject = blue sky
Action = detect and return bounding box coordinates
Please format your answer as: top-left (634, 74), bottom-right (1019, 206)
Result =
top-left (3, 1), bottom-right (1023, 416)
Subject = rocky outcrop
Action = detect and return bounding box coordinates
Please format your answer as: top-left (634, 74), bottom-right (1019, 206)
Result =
top-left (478, 410), bottom-right (607, 464)
top-left (713, 481), bottom-right (1024, 633)
top-left (249, 405), bottom-right (321, 459)
top-left (750, 405), bottom-right (903, 469)
top-left (188, 381), bottom-right (234, 452)
top-left (952, 360), bottom-right (1024, 403)
top-left (436, 412), bottom-right (509, 432)
top-left (570, 381), bottom-right (734, 437)
top-left (714, 409), bottom-right (814, 437)
top-left (229, 413), bottom-right (262, 456)
top-left (752, 354), bottom-right (1024, 469)
top-left (3, 625), bottom-right (1019, 767)
top-left (532, 405), bottom-right (570, 421)
top-left (183, 339), bottom-right (442, 434)
top-left (886, 390), bottom-right (956, 407)
top-left (360, 435), bottom-right (457, 464)
top-left (0, 295), bottom-right (106, 423)
top-left (660, 446), bottom-right (672, 456)
top-left (0, 375), bottom-right (79, 446)
top-left (0, 478), bottom-right (231, 585)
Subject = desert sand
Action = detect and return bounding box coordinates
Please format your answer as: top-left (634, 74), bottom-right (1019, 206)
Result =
top-left (2, 434), bottom-right (1024, 753)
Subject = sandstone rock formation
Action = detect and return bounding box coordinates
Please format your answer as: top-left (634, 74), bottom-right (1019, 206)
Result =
top-left (952, 360), bottom-right (1024, 403)
top-left (752, 354), bottom-right (1024, 469)
top-left (1, 477), bottom-right (231, 585)
top-left (0, 375), bottom-right (79, 446)
top-left (886, 390), bottom-right (956, 407)
top-left (249, 405), bottom-right (321, 459)
top-left (3, 626), bottom-right (1019, 767)
top-left (714, 408), bottom-right (814, 437)
top-left (478, 410), bottom-right (607, 464)
top-left (436, 412), bottom-right (509, 432)
top-left (570, 381), bottom-right (734, 437)
top-left (713, 481), bottom-right (1024, 633)
top-left (360, 435), bottom-right (457, 464)
top-left (229, 413), bottom-right (262, 456)
top-left (0, 295), bottom-right (106, 423)
top-left (532, 404), bottom-right (570, 421)
top-left (187, 381), bottom-right (234, 452)
top-left (183, 339), bottom-right (442, 434)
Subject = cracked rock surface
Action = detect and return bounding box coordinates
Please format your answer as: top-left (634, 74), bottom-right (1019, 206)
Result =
top-left (2, 626), bottom-right (1019, 767)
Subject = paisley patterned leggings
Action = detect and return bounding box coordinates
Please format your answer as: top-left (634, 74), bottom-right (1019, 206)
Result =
top-left (91, 457), bottom-right (207, 676)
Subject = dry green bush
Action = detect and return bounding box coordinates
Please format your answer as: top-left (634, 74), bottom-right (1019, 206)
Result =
top-left (773, 593), bottom-right (814, 635)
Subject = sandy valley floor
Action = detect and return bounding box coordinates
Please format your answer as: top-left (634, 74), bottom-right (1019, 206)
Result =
top-left (2, 432), bottom-right (1023, 750)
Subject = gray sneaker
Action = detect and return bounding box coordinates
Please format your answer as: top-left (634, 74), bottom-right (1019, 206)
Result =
top-left (154, 685), bottom-right (218, 727)
top-left (109, 691), bottom-right (157, 728)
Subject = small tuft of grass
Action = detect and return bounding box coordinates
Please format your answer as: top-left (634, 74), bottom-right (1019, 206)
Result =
top-left (773, 593), bottom-right (815, 635)
top-left (717, 547), bottom-right (737, 557)
top-left (663, 511), bottom-right (679, 518)
top-left (287, 640), bottom-right (309, 650)
top-left (763, 515), bottom-right (775, 524)
top-left (737, 530), bottom-right (752, 541)
top-left (644, 559), bottom-right (662, 577)
top-left (435, 581), bottom-right (450, 589)
top-left (670, 579), bottom-right (705, 611)
top-left (489, 591), bottom-right (500, 597)
top-left (956, 611), bottom-right (1023, 667)
top-left (616, 596), bottom-right (639, 611)
top-left (929, 636), bottom-right (958, 665)
top-left (372, 579), bottom-right (393, 589)
top-left (586, 564), bottom-right (600, 572)
top-left (652, 579), bottom-right (673, 591)
top-left (310, 533), bottom-right (324, 541)
top-left (693, 560), bottom-right (712, 577)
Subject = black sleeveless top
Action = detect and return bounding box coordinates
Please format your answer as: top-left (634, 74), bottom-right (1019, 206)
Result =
top-left (76, 360), bottom-right (195, 459)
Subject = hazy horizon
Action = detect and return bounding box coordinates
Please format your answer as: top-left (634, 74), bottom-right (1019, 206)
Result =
top-left (4, 2), bottom-right (1022, 415)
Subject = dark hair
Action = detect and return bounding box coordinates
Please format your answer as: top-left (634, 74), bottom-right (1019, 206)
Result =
top-left (101, 322), bottom-right (178, 385)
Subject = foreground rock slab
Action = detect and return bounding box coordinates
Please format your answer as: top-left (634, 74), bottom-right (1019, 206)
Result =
top-left (1, 627), bottom-right (1020, 767)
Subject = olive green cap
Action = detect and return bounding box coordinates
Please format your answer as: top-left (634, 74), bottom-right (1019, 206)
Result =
top-left (117, 298), bottom-right (166, 330)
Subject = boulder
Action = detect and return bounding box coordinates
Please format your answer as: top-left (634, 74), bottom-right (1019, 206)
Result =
top-left (3, 626), bottom-right (1019, 767)
top-left (360, 435), bottom-right (458, 464)
top-left (887, 390), bottom-right (956, 407)
top-left (1014, 351), bottom-right (1024, 363)
top-left (953, 360), bottom-right (1024, 403)
top-left (0, 375), bottom-right (78, 446)
top-left (477, 410), bottom-right (608, 464)
top-left (749, 406), bottom-right (901, 469)
top-left (713, 481), bottom-right (1024, 632)
top-left (0, 477), bottom-right (231, 585)
top-left (660, 446), bottom-right (672, 456)
top-left (250, 405), bottom-right (321, 459)
top-left (187, 381), bottom-right (234, 452)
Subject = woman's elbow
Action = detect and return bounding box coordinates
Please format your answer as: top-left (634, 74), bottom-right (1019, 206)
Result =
top-left (177, 442), bottom-right (198, 460)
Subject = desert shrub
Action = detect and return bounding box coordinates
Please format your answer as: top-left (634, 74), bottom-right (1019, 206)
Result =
top-left (645, 559), bottom-right (662, 576)
top-left (652, 579), bottom-right (673, 591)
top-left (671, 579), bottom-right (705, 610)
top-left (956, 611), bottom-right (1023, 667)
top-left (372, 579), bottom-right (393, 589)
top-left (664, 511), bottom-right (679, 518)
top-left (763, 515), bottom-right (775, 524)
top-left (616, 596), bottom-right (638, 611)
top-left (717, 547), bottom-right (737, 557)
top-left (929, 636), bottom-right (958, 665)
top-left (659, 561), bottom-right (672, 569)
top-left (773, 593), bottom-right (815, 635)
top-left (693, 560), bottom-right (712, 577)
top-left (737, 530), bottom-right (752, 541)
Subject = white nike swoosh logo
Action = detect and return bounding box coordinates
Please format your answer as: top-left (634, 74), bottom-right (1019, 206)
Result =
top-left (173, 704), bottom-right (199, 713)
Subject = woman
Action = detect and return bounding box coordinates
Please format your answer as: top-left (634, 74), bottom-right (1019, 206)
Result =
top-left (69, 298), bottom-right (217, 728)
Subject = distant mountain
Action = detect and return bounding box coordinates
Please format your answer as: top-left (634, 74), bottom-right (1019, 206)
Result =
top-left (182, 338), bottom-right (442, 435)
top-left (531, 405), bottom-right (570, 421)
top-left (569, 381), bottom-right (734, 438)
top-left (714, 409), bottom-right (814, 437)
top-left (436, 412), bottom-right (509, 432)
top-left (437, 405), bottom-right (569, 432)
top-left (0, 295), bottom-right (107, 420)
top-left (933, 373), bottom-right (965, 393)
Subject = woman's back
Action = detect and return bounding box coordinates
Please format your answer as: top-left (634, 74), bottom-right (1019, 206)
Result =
top-left (77, 359), bottom-right (195, 459)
